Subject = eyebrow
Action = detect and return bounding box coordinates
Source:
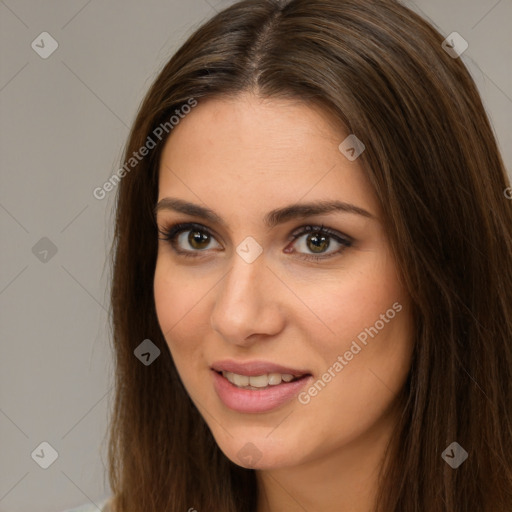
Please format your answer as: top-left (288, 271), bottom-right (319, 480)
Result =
top-left (154, 197), bottom-right (374, 228)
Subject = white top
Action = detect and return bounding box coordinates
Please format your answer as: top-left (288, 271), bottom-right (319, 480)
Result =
top-left (62, 497), bottom-right (111, 512)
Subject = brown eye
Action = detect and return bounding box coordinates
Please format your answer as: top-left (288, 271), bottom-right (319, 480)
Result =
top-left (188, 229), bottom-right (211, 250)
top-left (158, 222), bottom-right (222, 258)
top-left (305, 232), bottom-right (330, 253)
top-left (287, 225), bottom-right (353, 261)
top-left (174, 227), bottom-right (221, 253)
top-left (159, 222), bottom-right (352, 262)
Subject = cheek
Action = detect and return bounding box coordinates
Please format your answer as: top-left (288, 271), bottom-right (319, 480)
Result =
top-left (154, 257), bottom-right (203, 332)
top-left (295, 256), bottom-right (406, 359)
top-left (298, 296), bottom-right (413, 446)
top-left (154, 263), bottom-right (179, 335)
top-left (153, 263), bottom-right (207, 403)
top-left (154, 260), bottom-right (202, 353)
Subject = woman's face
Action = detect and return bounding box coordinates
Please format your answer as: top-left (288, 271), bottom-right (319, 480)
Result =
top-left (154, 93), bottom-right (413, 470)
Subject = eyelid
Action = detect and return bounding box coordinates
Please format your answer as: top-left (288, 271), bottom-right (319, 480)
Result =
top-left (158, 221), bottom-right (353, 260)
top-left (157, 222), bottom-right (222, 254)
top-left (286, 224), bottom-right (353, 260)
top-left (158, 221), bottom-right (223, 244)
top-left (288, 224), bottom-right (352, 244)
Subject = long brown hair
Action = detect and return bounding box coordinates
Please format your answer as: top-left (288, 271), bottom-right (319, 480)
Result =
top-left (107, 1), bottom-right (512, 510)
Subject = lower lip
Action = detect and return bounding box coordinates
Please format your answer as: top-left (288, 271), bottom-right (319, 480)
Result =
top-left (212, 370), bottom-right (312, 414)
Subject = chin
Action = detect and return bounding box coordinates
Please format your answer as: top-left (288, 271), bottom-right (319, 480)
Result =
top-left (211, 427), bottom-right (306, 470)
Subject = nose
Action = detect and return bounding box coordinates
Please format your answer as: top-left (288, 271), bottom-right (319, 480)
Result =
top-left (210, 250), bottom-right (285, 346)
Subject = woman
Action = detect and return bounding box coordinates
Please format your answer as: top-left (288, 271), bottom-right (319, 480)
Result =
top-left (85, 0), bottom-right (512, 511)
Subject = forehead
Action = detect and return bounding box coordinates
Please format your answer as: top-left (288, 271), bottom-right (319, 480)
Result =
top-left (160, 93), bottom-right (343, 171)
top-left (157, 93), bottom-right (380, 221)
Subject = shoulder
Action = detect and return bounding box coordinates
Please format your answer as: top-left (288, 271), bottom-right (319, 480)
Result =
top-left (62, 497), bottom-right (112, 512)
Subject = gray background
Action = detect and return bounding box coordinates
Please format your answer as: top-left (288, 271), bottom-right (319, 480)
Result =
top-left (0, 1), bottom-right (510, 511)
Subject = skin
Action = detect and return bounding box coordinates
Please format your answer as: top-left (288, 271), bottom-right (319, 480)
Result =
top-left (153, 93), bottom-right (414, 512)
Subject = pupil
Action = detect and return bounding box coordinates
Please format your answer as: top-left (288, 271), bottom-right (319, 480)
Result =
top-left (308, 233), bottom-right (329, 253)
top-left (189, 230), bottom-right (209, 249)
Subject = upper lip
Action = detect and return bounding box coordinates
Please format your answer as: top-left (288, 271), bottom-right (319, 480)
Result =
top-left (211, 359), bottom-right (311, 377)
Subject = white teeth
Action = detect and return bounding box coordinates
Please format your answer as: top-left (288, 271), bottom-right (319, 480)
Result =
top-left (267, 373), bottom-right (283, 385)
top-left (231, 373), bottom-right (249, 387)
top-left (221, 371), bottom-right (299, 388)
top-left (249, 374), bottom-right (269, 388)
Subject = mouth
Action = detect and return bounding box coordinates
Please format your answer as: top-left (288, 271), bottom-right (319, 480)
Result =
top-left (213, 369), bottom-right (310, 390)
top-left (209, 359), bottom-right (313, 413)
top-left (211, 359), bottom-right (311, 376)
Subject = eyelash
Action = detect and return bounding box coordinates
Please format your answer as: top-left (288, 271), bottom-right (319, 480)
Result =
top-left (157, 222), bottom-right (353, 262)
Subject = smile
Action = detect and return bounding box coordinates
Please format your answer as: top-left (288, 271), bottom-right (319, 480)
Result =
top-left (212, 370), bottom-right (312, 413)
top-left (221, 371), bottom-right (300, 389)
